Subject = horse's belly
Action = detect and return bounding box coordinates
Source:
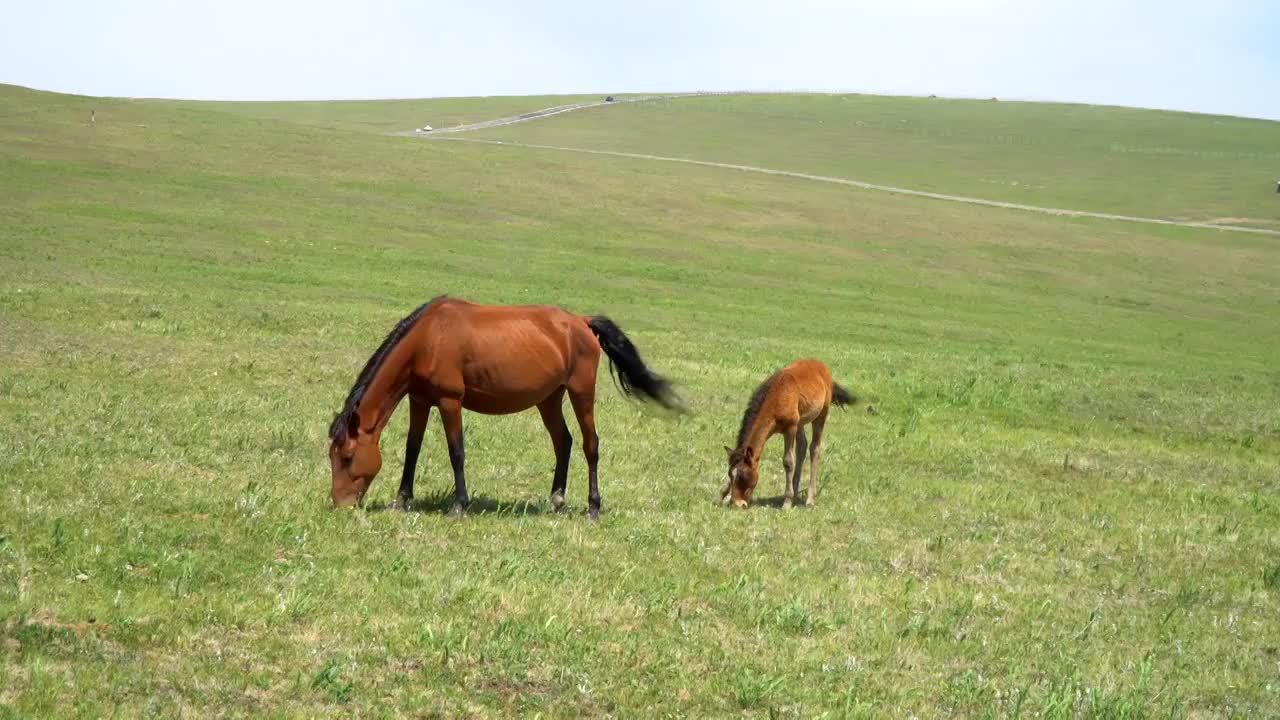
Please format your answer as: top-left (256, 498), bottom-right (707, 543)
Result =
top-left (462, 385), bottom-right (558, 415)
top-left (799, 406), bottom-right (823, 425)
top-left (459, 360), bottom-right (566, 415)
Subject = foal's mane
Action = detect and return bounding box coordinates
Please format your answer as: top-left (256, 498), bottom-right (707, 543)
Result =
top-left (328, 295), bottom-right (446, 447)
top-left (736, 370), bottom-right (780, 449)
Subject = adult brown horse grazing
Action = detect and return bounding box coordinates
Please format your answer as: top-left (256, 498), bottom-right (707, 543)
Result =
top-left (328, 296), bottom-right (680, 519)
top-left (720, 359), bottom-right (856, 510)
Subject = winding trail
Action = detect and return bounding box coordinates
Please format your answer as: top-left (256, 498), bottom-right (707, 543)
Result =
top-left (389, 94), bottom-right (702, 136)
top-left (396, 97), bottom-right (1280, 237)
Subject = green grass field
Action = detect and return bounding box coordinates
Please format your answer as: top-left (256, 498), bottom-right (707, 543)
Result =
top-left (2, 82), bottom-right (1279, 717)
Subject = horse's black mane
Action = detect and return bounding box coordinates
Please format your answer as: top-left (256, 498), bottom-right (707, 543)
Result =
top-left (736, 370), bottom-right (780, 449)
top-left (328, 295), bottom-right (445, 446)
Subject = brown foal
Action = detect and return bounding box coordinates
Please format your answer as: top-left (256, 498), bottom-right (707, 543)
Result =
top-left (721, 359), bottom-right (856, 509)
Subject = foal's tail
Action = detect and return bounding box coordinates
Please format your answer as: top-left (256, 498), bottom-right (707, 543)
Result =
top-left (831, 382), bottom-right (858, 408)
top-left (585, 316), bottom-right (683, 411)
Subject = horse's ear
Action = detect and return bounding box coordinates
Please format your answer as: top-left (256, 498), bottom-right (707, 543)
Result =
top-left (346, 411), bottom-right (361, 439)
top-left (724, 445), bottom-right (734, 457)
top-left (744, 446), bottom-right (755, 462)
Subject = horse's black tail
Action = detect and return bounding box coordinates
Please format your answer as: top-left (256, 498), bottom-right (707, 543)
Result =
top-left (832, 382), bottom-right (858, 408)
top-left (585, 316), bottom-right (682, 411)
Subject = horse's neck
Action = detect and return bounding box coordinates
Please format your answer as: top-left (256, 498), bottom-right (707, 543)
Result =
top-left (741, 411), bottom-right (777, 456)
top-left (356, 345), bottom-right (413, 435)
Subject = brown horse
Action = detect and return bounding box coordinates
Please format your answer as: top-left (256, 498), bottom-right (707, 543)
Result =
top-left (328, 296), bottom-right (679, 519)
top-left (721, 359), bottom-right (856, 509)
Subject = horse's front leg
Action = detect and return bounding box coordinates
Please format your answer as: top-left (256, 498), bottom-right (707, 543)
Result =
top-left (792, 425), bottom-right (807, 502)
top-left (781, 426), bottom-right (798, 510)
top-left (394, 397), bottom-right (430, 511)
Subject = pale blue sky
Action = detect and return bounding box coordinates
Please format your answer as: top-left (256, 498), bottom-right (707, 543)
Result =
top-left (3, 0), bottom-right (1277, 119)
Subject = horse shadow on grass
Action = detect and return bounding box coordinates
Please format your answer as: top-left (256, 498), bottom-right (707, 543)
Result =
top-left (747, 495), bottom-right (819, 510)
top-left (750, 495), bottom-right (792, 509)
top-left (364, 491), bottom-right (551, 517)
top-left (719, 492), bottom-right (822, 510)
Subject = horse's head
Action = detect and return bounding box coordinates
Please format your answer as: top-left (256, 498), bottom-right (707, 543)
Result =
top-left (329, 410), bottom-right (382, 508)
top-left (724, 445), bottom-right (759, 508)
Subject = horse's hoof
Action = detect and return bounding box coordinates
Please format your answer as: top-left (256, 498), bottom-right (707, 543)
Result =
top-left (448, 503), bottom-right (467, 518)
top-left (550, 492), bottom-right (566, 512)
top-left (782, 499), bottom-right (793, 510)
top-left (588, 507), bottom-right (601, 522)
top-left (392, 497), bottom-right (412, 512)
top-left (805, 500), bottom-right (816, 509)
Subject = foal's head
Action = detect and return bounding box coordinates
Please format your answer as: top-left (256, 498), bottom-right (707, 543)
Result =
top-left (725, 445), bottom-right (759, 508)
top-left (329, 410), bottom-right (383, 508)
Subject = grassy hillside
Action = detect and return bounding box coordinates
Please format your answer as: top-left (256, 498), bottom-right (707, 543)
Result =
top-left (461, 93), bottom-right (1280, 226)
top-left (167, 93), bottom-right (620, 133)
top-left (1, 83), bottom-right (1278, 717)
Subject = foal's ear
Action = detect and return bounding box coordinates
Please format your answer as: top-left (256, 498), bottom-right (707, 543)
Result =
top-left (345, 411), bottom-right (362, 439)
top-left (724, 445), bottom-right (735, 457)
top-left (744, 446), bottom-right (755, 462)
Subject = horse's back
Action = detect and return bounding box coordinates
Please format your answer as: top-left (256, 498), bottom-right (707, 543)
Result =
top-left (426, 299), bottom-right (585, 342)
top-left (416, 299), bottom-right (595, 413)
top-left (777, 359), bottom-right (835, 422)
top-left (779, 359), bottom-right (833, 391)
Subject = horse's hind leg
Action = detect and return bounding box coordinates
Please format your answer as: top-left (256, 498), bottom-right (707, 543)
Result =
top-left (438, 398), bottom-right (469, 517)
top-left (537, 388), bottom-right (572, 511)
top-left (567, 383), bottom-right (601, 521)
top-left (394, 397), bottom-right (431, 511)
top-left (807, 409), bottom-right (829, 508)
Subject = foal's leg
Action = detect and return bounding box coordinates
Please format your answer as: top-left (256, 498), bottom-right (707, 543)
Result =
top-left (807, 409), bottom-right (829, 508)
top-left (792, 425), bottom-right (808, 501)
top-left (437, 398), bottom-right (468, 517)
top-left (567, 386), bottom-right (601, 521)
top-left (393, 397), bottom-right (430, 511)
top-left (781, 426), bottom-right (798, 510)
top-left (536, 388), bottom-right (572, 511)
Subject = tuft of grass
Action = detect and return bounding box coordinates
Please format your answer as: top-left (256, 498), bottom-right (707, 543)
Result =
top-left (732, 670), bottom-right (785, 710)
top-left (1264, 562), bottom-right (1280, 590)
top-left (311, 660), bottom-right (355, 704)
top-left (770, 602), bottom-right (821, 635)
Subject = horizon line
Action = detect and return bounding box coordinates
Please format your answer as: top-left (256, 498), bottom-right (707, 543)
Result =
top-left (4, 81), bottom-right (1278, 123)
